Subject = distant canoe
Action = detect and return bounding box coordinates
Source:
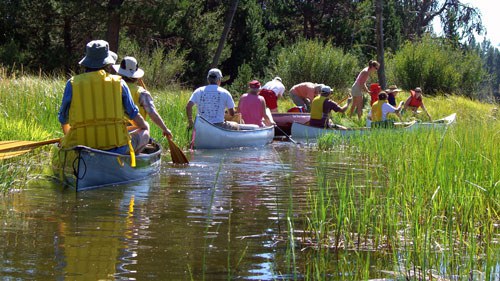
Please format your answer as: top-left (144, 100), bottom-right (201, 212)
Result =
top-left (193, 115), bottom-right (274, 149)
top-left (412, 113), bottom-right (457, 128)
top-left (272, 113), bottom-right (310, 136)
top-left (52, 141), bottom-right (162, 191)
top-left (291, 121), bottom-right (417, 139)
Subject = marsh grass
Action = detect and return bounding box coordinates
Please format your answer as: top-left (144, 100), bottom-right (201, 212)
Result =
top-left (308, 96), bottom-right (500, 279)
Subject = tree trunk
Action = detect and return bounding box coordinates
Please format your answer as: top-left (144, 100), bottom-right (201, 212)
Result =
top-left (376, 0), bottom-right (386, 89)
top-left (106, 0), bottom-right (124, 53)
top-left (211, 0), bottom-right (239, 68)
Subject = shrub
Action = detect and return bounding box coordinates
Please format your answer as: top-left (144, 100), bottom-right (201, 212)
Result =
top-left (119, 37), bottom-right (187, 89)
top-left (269, 40), bottom-right (359, 93)
top-left (227, 63), bottom-right (257, 97)
top-left (387, 35), bottom-right (485, 96)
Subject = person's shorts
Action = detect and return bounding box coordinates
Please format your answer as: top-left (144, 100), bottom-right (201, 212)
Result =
top-left (259, 89), bottom-right (278, 110)
top-left (351, 84), bottom-right (363, 97)
top-left (289, 91), bottom-right (306, 106)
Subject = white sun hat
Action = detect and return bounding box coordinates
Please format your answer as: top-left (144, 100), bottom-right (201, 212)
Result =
top-left (112, 56), bottom-right (145, 79)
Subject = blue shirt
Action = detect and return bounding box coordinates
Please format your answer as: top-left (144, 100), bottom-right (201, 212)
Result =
top-left (58, 77), bottom-right (139, 124)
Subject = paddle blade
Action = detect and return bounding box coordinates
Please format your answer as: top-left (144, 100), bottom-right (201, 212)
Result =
top-left (168, 138), bottom-right (189, 164)
top-left (0, 138), bottom-right (60, 159)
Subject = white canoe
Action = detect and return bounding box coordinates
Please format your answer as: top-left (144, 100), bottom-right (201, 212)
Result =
top-left (291, 121), bottom-right (417, 139)
top-left (193, 116), bottom-right (275, 149)
top-left (413, 113), bottom-right (457, 128)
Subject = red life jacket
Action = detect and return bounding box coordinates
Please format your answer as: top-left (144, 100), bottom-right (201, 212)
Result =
top-left (369, 83), bottom-right (381, 106)
top-left (408, 90), bottom-right (423, 108)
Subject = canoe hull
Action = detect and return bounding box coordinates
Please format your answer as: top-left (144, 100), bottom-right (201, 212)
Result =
top-left (272, 113), bottom-right (310, 136)
top-left (193, 116), bottom-right (274, 149)
top-left (291, 123), bottom-right (370, 139)
top-left (52, 142), bottom-right (162, 191)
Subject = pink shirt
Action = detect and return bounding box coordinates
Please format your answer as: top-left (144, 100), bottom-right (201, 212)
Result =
top-left (239, 93), bottom-right (265, 127)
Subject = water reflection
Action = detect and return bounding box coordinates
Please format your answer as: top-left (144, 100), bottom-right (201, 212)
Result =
top-left (0, 143), bottom-right (380, 280)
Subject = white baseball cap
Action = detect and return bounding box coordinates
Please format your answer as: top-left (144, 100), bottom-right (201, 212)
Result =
top-left (207, 68), bottom-right (223, 79)
top-left (321, 85), bottom-right (332, 94)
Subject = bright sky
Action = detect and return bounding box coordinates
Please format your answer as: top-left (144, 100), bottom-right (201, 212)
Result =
top-left (433, 0), bottom-right (500, 47)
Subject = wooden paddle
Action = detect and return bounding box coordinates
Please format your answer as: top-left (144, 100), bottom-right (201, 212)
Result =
top-left (0, 138), bottom-right (60, 160)
top-left (274, 125), bottom-right (298, 145)
top-left (138, 79), bottom-right (189, 164)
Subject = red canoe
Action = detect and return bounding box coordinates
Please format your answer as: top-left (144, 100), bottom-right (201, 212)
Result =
top-left (272, 113), bottom-right (310, 136)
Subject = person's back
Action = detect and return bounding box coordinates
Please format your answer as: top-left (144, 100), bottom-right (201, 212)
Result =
top-left (262, 78), bottom-right (285, 97)
top-left (308, 85), bottom-right (350, 128)
top-left (239, 93), bottom-right (265, 127)
top-left (186, 68), bottom-right (236, 129)
top-left (290, 82), bottom-right (316, 100)
top-left (62, 70), bottom-right (129, 150)
top-left (192, 84), bottom-right (233, 123)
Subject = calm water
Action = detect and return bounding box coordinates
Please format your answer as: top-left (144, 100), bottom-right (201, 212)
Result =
top-left (0, 142), bottom-right (464, 280)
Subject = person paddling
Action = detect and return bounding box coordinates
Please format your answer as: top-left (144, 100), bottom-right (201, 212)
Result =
top-left (386, 85), bottom-right (402, 106)
top-left (350, 60), bottom-right (380, 119)
top-left (309, 85), bottom-right (352, 129)
top-left (260, 77), bottom-right (286, 113)
top-left (238, 80), bottom-right (274, 127)
top-left (403, 87), bottom-right (432, 120)
top-left (113, 56), bottom-right (173, 139)
top-left (289, 82), bottom-right (323, 112)
top-left (368, 92), bottom-right (404, 128)
top-left (186, 68), bottom-right (238, 129)
top-left (58, 40), bottom-right (150, 154)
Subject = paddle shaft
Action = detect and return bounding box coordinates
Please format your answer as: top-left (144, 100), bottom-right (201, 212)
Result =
top-left (0, 138), bottom-right (60, 153)
top-left (274, 125), bottom-right (298, 145)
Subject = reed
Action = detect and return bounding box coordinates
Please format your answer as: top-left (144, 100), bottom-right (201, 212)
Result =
top-left (308, 96), bottom-right (500, 279)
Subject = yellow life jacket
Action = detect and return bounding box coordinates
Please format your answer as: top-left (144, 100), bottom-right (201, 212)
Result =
top-left (126, 82), bottom-right (147, 119)
top-left (61, 70), bottom-right (130, 150)
top-left (371, 100), bottom-right (387, 122)
top-left (310, 96), bottom-right (328, 120)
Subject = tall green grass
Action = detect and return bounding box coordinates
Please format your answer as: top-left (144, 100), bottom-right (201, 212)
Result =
top-left (308, 96), bottom-right (500, 279)
top-left (0, 75), bottom-right (193, 192)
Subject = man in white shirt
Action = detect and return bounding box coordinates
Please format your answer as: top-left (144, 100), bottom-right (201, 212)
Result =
top-left (186, 68), bottom-right (237, 129)
top-left (368, 92), bottom-right (403, 128)
top-left (260, 76), bottom-right (286, 112)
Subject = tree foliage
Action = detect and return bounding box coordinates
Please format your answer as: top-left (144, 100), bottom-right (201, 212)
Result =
top-left (0, 0), bottom-right (495, 99)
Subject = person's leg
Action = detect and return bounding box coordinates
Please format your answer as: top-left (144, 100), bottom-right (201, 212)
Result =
top-left (356, 97), bottom-right (363, 119)
top-left (350, 96), bottom-right (362, 118)
top-left (130, 129), bottom-right (150, 153)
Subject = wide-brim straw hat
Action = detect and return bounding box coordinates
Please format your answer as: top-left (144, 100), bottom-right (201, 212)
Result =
top-left (79, 40), bottom-right (117, 68)
top-left (386, 85), bottom-right (402, 93)
top-left (112, 56), bottom-right (145, 79)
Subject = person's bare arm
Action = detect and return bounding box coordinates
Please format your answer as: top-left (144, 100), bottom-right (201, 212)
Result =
top-left (421, 103), bottom-right (431, 120)
top-left (186, 101), bottom-right (195, 128)
top-left (61, 124), bottom-right (70, 135)
top-left (131, 114), bottom-right (149, 130)
top-left (148, 109), bottom-right (172, 139)
top-left (338, 97), bottom-right (353, 113)
top-left (262, 99), bottom-right (274, 126)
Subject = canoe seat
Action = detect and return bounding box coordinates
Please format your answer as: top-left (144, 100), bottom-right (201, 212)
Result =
top-left (238, 124), bottom-right (260, 130)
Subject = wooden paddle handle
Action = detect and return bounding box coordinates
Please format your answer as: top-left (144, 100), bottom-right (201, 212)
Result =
top-left (335, 95), bottom-right (350, 104)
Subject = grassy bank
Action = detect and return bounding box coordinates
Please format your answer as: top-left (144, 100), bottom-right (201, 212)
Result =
top-left (307, 96), bottom-right (499, 279)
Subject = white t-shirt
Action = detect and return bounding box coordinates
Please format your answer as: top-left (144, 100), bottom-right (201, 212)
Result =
top-left (368, 102), bottom-right (397, 121)
top-left (189, 85), bottom-right (235, 123)
top-left (262, 80), bottom-right (285, 97)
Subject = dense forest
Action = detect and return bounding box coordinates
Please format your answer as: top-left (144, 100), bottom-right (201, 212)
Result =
top-left (1, 0), bottom-right (499, 101)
